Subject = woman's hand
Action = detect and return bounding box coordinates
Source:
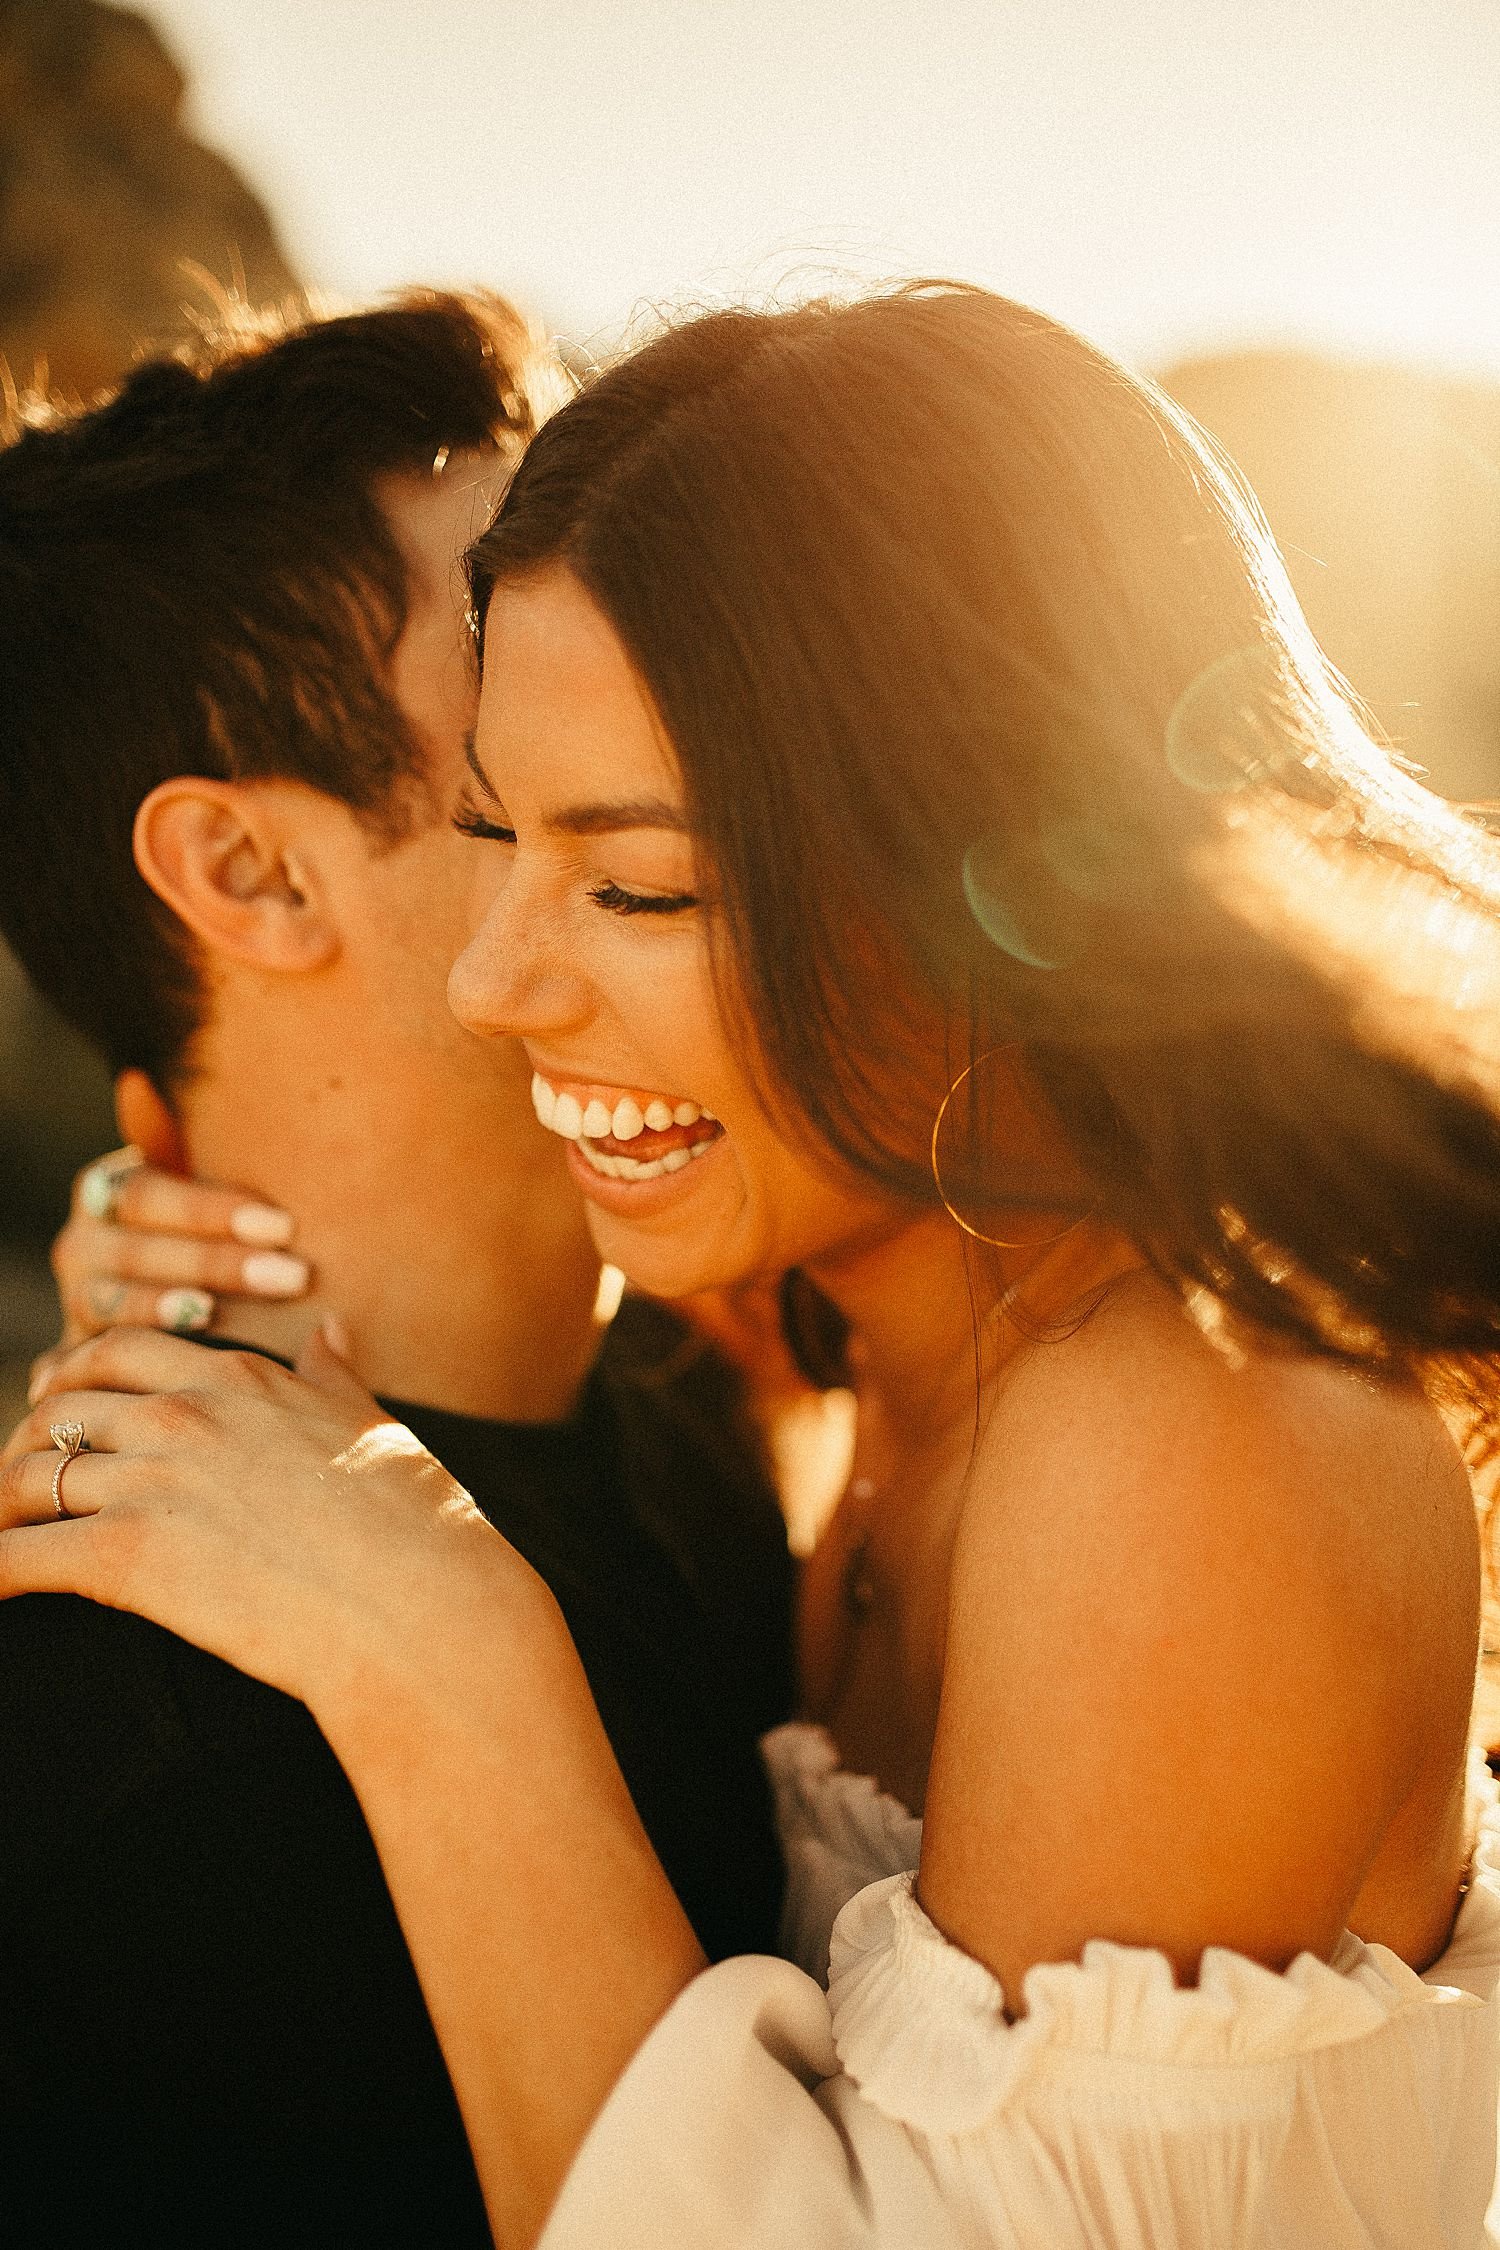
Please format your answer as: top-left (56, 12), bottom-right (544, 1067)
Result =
top-left (51, 1149), bottom-right (310, 1344)
top-left (0, 1326), bottom-right (536, 1719)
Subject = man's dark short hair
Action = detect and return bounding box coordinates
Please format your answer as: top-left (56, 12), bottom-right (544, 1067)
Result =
top-left (0, 291), bottom-right (554, 1085)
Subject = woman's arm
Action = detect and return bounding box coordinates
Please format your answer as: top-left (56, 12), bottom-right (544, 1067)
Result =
top-left (1, 1329), bottom-right (703, 2247)
top-left (0, 1327), bottom-right (961, 2249)
top-left (322, 1591), bottom-right (706, 2244)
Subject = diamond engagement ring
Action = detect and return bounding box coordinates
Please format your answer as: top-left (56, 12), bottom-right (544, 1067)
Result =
top-left (49, 1420), bottom-right (88, 1518)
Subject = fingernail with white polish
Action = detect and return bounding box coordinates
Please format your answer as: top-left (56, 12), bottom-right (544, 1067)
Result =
top-left (230, 1203), bottom-right (295, 1248)
top-left (321, 1314), bottom-right (353, 1359)
top-left (241, 1252), bottom-right (310, 1298)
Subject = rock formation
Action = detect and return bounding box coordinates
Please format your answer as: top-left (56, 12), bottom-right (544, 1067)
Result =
top-left (0, 0), bottom-right (298, 399)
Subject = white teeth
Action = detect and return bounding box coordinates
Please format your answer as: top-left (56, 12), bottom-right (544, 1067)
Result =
top-left (578, 1139), bottom-right (665, 1181)
top-left (574, 1128), bottom-right (718, 1182)
top-left (532, 1078), bottom-right (720, 1150)
top-left (575, 1132), bottom-right (720, 1183)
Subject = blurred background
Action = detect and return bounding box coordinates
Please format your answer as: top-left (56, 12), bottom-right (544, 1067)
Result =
top-left (3, 0), bottom-right (1500, 1424)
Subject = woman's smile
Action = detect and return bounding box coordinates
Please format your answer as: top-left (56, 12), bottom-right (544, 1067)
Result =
top-left (529, 1067), bottom-right (727, 1204)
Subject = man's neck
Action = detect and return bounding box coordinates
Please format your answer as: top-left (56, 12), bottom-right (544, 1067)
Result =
top-left (176, 1002), bottom-right (605, 1425)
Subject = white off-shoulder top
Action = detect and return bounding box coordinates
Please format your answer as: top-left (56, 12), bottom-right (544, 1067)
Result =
top-left (541, 1722), bottom-right (1500, 2249)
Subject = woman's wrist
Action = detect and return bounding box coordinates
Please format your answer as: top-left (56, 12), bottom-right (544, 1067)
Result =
top-left (311, 1530), bottom-right (569, 1777)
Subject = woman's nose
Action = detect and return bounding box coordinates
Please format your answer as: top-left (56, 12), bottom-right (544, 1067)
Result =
top-left (447, 890), bottom-right (588, 1043)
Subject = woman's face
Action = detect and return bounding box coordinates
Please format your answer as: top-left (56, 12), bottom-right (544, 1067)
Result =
top-left (447, 565), bottom-right (908, 1299)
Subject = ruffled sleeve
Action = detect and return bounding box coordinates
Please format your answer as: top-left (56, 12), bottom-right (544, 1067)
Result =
top-left (828, 1869), bottom-right (1495, 2119)
top-left (541, 1777), bottom-right (1500, 2250)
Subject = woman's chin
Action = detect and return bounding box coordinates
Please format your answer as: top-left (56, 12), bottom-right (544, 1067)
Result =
top-left (573, 1136), bottom-right (753, 1298)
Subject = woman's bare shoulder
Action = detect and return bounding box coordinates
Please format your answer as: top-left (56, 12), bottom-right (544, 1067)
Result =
top-left (971, 1267), bottom-right (1477, 1713)
top-left (916, 1270), bottom-right (1478, 1999)
top-left (991, 1265), bottom-right (1469, 1555)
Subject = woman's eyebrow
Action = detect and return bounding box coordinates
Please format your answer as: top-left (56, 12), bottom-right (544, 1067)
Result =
top-left (545, 798), bottom-right (691, 837)
top-left (463, 737), bottom-right (686, 835)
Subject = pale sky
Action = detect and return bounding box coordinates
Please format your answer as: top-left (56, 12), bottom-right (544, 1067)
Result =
top-left (149, 0), bottom-right (1500, 374)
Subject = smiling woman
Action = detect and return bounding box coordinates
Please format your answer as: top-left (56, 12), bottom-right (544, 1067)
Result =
top-left (8, 283), bottom-right (1500, 2250)
top-left (445, 563), bottom-right (914, 1303)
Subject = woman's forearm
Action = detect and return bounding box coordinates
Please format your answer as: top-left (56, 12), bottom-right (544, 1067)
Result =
top-left (2, 1332), bottom-right (706, 2241)
top-left (315, 1574), bottom-right (707, 2249)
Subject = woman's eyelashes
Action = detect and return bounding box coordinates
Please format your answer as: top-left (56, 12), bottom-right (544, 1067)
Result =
top-left (586, 879), bottom-right (699, 917)
top-left (453, 799), bottom-right (698, 915)
top-left (452, 797), bottom-right (515, 844)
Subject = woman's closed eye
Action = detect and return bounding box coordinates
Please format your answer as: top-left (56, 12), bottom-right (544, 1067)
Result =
top-left (587, 879), bottom-right (699, 917)
top-left (454, 801), bottom-right (696, 915)
top-left (454, 781), bottom-right (699, 914)
top-left (452, 797), bottom-right (516, 845)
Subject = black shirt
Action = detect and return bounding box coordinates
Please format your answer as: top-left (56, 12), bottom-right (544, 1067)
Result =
top-left (0, 1303), bottom-right (793, 2247)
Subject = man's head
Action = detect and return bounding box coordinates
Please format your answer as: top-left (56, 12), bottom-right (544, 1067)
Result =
top-left (0, 291), bottom-right (561, 1092)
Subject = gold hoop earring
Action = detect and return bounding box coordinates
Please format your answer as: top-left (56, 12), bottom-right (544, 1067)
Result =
top-left (930, 1051), bottom-right (1091, 1252)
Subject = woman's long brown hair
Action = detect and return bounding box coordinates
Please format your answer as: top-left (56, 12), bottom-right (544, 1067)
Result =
top-left (471, 283), bottom-right (1500, 1449)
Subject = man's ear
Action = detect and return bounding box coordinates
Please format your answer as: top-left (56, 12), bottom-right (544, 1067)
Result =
top-left (133, 778), bottom-right (338, 975)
